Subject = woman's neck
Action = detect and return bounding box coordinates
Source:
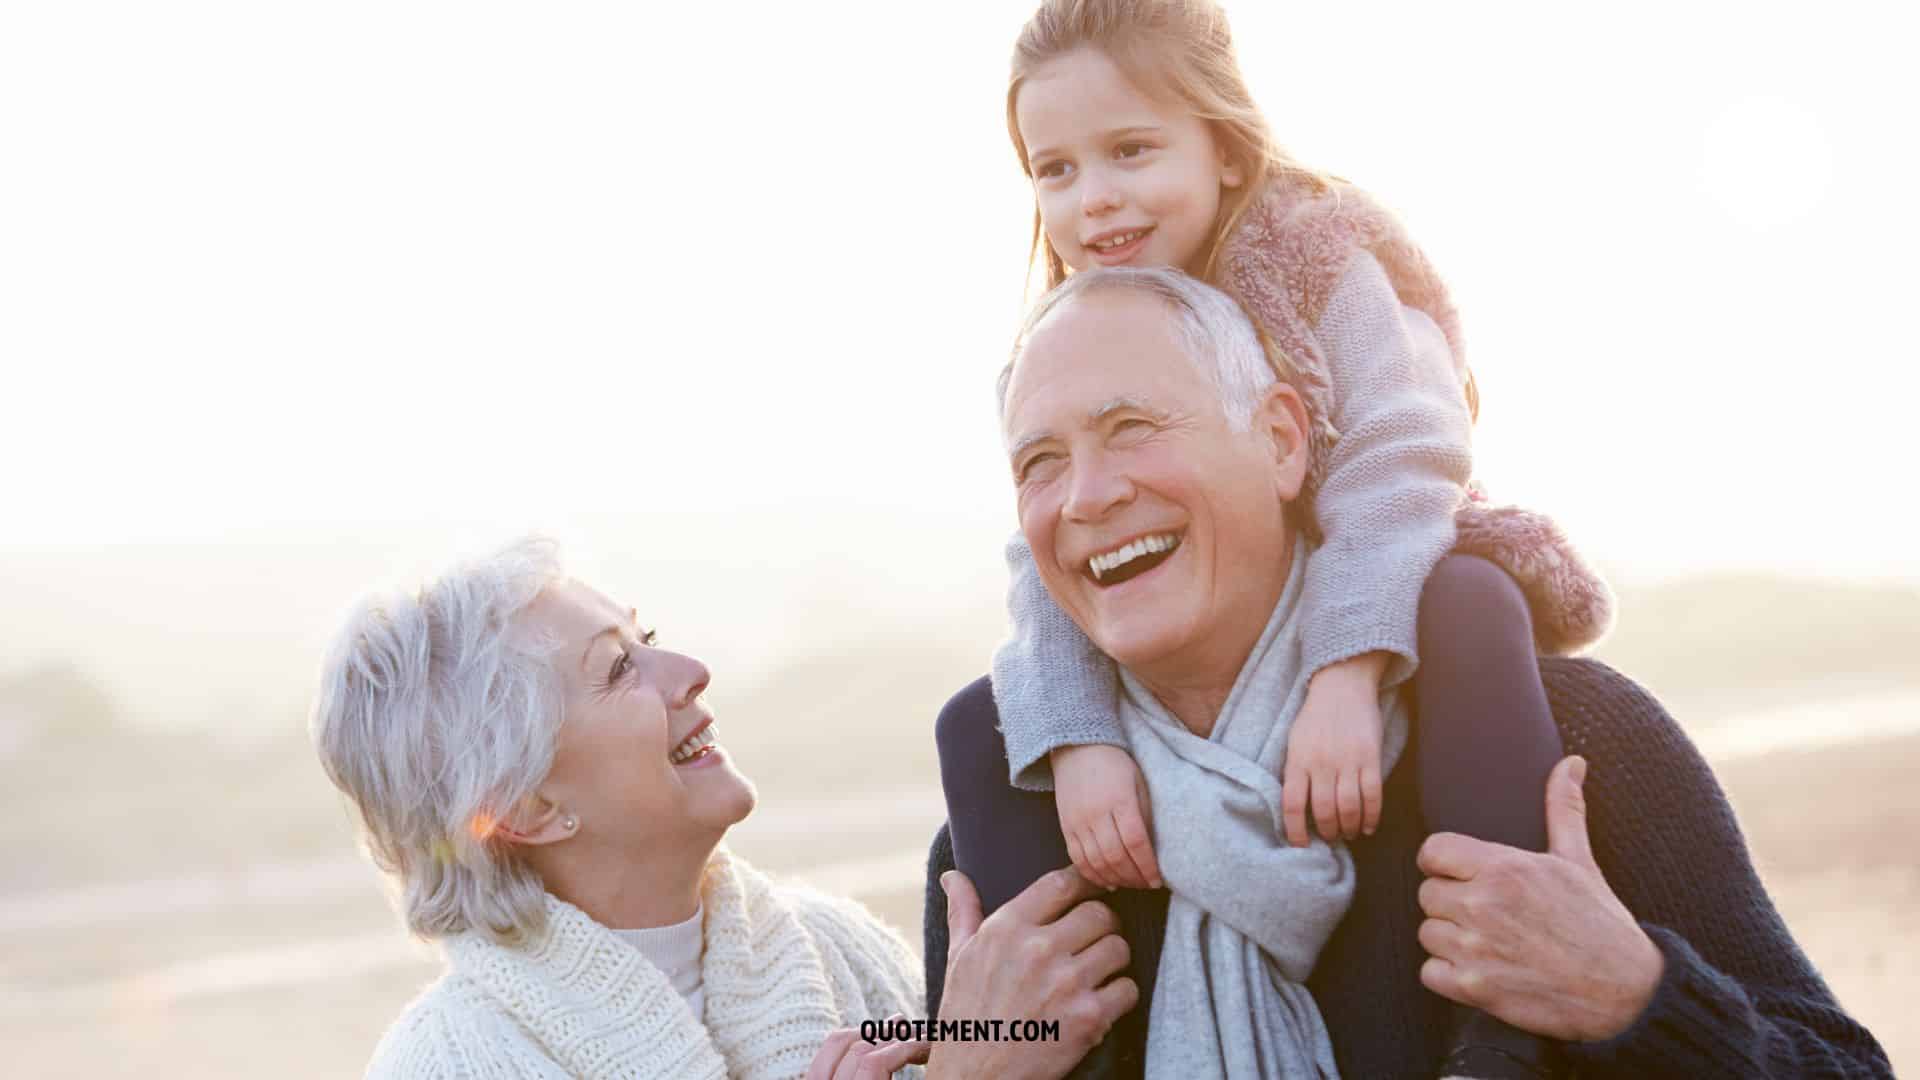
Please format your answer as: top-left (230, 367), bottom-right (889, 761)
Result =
top-left (532, 832), bottom-right (717, 930)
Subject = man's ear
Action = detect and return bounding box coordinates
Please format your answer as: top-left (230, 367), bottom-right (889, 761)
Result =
top-left (494, 795), bottom-right (574, 847)
top-left (1256, 382), bottom-right (1311, 499)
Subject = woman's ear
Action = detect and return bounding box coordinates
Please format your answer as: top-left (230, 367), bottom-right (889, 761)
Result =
top-left (495, 796), bottom-right (576, 847)
top-left (1258, 383), bottom-right (1311, 498)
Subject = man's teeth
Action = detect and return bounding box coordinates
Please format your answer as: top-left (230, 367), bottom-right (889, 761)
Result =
top-left (669, 724), bottom-right (718, 764)
top-left (1088, 533), bottom-right (1180, 580)
top-left (1093, 230), bottom-right (1145, 250)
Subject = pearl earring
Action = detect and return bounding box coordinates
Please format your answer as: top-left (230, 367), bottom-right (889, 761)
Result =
top-left (563, 816), bottom-right (577, 831)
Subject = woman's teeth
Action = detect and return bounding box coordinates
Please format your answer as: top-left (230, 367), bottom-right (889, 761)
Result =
top-left (1089, 532), bottom-right (1181, 581)
top-left (668, 724), bottom-right (718, 764)
top-left (1092, 229), bottom-right (1147, 250)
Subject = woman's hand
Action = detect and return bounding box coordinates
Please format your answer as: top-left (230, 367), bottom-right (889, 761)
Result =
top-left (1283, 652), bottom-right (1388, 845)
top-left (1050, 744), bottom-right (1161, 889)
top-left (806, 1015), bottom-right (929, 1080)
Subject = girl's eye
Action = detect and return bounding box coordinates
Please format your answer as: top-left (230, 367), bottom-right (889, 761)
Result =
top-left (1033, 159), bottom-right (1072, 181)
top-left (1115, 142), bottom-right (1150, 160)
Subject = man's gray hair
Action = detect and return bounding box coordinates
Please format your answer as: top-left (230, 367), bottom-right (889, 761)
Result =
top-left (998, 266), bottom-right (1278, 430)
top-left (310, 536), bottom-right (567, 946)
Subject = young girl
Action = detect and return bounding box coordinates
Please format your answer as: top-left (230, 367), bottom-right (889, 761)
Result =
top-left (935, 2), bottom-right (1613, 1078)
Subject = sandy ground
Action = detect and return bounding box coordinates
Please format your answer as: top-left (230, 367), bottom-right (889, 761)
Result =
top-left (3, 728), bottom-right (1914, 1078)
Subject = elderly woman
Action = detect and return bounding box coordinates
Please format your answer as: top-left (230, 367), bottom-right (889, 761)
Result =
top-left (311, 538), bottom-right (938, 1079)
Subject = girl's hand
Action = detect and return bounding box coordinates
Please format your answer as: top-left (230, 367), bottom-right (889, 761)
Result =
top-left (1283, 652), bottom-right (1389, 846)
top-left (1050, 744), bottom-right (1161, 890)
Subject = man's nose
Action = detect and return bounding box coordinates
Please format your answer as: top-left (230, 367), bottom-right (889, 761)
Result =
top-left (1061, 453), bottom-right (1133, 523)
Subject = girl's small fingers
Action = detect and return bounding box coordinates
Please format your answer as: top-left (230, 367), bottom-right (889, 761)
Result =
top-left (1282, 767), bottom-right (1311, 847)
top-left (1335, 769), bottom-right (1362, 838)
top-left (1360, 764), bottom-right (1383, 836)
top-left (1311, 769), bottom-right (1340, 843)
top-left (1065, 833), bottom-right (1102, 889)
top-left (1116, 805), bottom-right (1161, 888)
top-left (1093, 822), bottom-right (1132, 889)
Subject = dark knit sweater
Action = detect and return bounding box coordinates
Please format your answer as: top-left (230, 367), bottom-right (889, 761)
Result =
top-left (921, 658), bottom-right (1892, 1078)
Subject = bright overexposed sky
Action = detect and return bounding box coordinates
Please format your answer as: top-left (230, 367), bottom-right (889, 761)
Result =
top-left (3, 0), bottom-right (1916, 584)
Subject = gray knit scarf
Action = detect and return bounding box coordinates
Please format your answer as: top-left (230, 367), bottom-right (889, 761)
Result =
top-left (1117, 539), bottom-right (1408, 1079)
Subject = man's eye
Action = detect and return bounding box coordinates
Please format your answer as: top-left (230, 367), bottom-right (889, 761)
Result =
top-left (606, 651), bottom-right (631, 686)
top-left (1018, 453), bottom-right (1061, 483)
top-left (640, 628), bottom-right (658, 646)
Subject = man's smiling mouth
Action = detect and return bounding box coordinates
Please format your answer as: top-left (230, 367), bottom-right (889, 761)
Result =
top-left (1087, 531), bottom-right (1183, 586)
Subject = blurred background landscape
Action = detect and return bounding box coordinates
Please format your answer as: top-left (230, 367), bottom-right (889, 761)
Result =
top-left (2, 532), bottom-right (1917, 1076)
top-left (4, 0), bottom-right (1916, 1074)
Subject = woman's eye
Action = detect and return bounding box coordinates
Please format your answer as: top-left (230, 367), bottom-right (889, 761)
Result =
top-left (606, 651), bottom-right (631, 686)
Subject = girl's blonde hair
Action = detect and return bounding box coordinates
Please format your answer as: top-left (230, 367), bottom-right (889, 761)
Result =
top-left (1007, 0), bottom-right (1331, 293)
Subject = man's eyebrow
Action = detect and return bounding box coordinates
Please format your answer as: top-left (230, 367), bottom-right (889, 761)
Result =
top-left (1090, 395), bottom-right (1164, 422)
top-left (1008, 396), bottom-right (1163, 462)
top-left (579, 607), bottom-right (638, 672)
top-left (1008, 427), bottom-right (1055, 463)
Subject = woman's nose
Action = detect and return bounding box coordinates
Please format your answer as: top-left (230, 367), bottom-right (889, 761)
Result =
top-left (664, 650), bottom-right (711, 711)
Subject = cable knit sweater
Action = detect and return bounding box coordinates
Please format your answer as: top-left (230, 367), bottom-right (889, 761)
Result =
top-left (368, 848), bottom-right (924, 1080)
top-left (923, 660), bottom-right (1894, 1078)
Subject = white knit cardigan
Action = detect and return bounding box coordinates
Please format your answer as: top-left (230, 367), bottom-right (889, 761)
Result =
top-left (366, 848), bottom-right (925, 1079)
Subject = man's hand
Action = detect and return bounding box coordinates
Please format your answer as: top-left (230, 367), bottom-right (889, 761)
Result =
top-left (805, 1015), bottom-right (929, 1080)
top-left (1051, 744), bottom-right (1161, 889)
top-left (928, 868), bottom-right (1138, 1079)
top-left (1415, 755), bottom-right (1666, 1042)
top-left (1283, 652), bottom-right (1387, 846)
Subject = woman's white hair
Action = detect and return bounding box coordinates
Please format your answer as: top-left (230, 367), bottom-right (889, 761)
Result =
top-left (310, 535), bottom-right (567, 945)
top-left (998, 265), bottom-right (1278, 430)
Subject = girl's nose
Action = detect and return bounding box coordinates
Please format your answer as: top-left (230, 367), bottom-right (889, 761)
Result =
top-left (1081, 174), bottom-right (1123, 216)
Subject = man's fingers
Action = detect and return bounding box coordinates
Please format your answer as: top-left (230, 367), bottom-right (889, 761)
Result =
top-left (1054, 897), bottom-right (1122, 954)
top-left (1282, 766), bottom-right (1311, 847)
top-left (1002, 865), bottom-right (1103, 925)
top-left (1360, 763), bottom-right (1382, 836)
top-left (1072, 930), bottom-right (1131, 986)
top-left (1092, 975), bottom-right (1141, 1029)
top-left (1416, 831), bottom-right (1492, 882)
top-left (1335, 769), bottom-right (1362, 838)
top-left (1115, 807), bottom-right (1161, 889)
top-left (1416, 874), bottom-right (1470, 922)
top-left (1420, 955), bottom-right (1478, 1007)
top-left (1416, 915), bottom-right (1466, 960)
top-left (1545, 755), bottom-right (1597, 868)
top-left (941, 871), bottom-right (983, 955)
top-left (1311, 766), bottom-right (1340, 842)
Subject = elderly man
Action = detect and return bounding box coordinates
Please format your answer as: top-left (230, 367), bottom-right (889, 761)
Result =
top-left (923, 267), bottom-right (1890, 1078)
